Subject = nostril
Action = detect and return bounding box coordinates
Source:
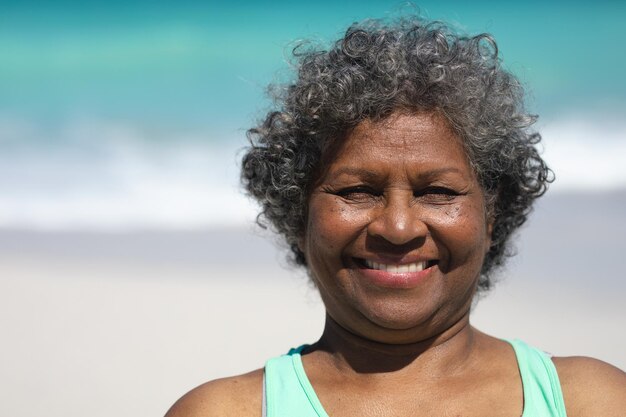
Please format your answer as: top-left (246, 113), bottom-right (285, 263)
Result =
top-left (367, 221), bottom-right (429, 246)
top-left (364, 233), bottom-right (428, 257)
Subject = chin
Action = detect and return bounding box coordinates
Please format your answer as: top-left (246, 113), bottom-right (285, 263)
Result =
top-left (352, 297), bottom-right (472, 342)
top-left (360, 301), bottom-right (440, 332)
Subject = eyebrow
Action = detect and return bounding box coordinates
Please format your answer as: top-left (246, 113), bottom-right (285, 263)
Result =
top-left (329, 167), bottom-right (381, 181)
top-left (417, 167), bottom-right (466, 180)
top-left (329, 166), bottom-right (466, 180)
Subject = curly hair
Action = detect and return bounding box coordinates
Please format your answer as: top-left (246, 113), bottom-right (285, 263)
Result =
top-left (241, 17), bottom-right (552, 292)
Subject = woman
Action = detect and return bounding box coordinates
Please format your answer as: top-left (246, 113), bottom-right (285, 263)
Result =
top-left (167, 17), bottom-right (625, 417)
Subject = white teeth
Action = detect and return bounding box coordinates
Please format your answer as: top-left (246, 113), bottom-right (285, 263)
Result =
top-left (364, 259), bottom-right (427, 272)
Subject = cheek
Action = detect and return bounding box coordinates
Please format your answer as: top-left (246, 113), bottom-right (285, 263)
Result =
top-left (428, 201), bottom-right (490, 264)
top-left (305, 198), bottom-right (369, 260)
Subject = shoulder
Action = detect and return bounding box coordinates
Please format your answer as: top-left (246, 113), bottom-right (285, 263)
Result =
top-left (552, 356), bottom-right (626, 417)
top-left (164, 368), bottom-right (264, 417)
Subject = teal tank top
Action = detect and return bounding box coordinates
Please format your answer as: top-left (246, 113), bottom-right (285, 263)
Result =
top-left (263, 339), bottom-right (567, 417)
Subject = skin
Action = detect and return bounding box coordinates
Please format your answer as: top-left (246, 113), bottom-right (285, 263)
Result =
top-left (165, 112), bottom-right (626, 417)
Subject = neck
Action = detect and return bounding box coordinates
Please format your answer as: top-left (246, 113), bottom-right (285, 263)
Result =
top-left (309, 312), bottom-right (479, 378)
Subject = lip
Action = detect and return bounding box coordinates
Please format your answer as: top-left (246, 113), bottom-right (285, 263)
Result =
top-left (353, 257), bottom-right (438, 289)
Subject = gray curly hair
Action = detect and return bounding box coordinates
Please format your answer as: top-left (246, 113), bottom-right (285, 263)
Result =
top-left (241, 17), bottom-right (552, 292)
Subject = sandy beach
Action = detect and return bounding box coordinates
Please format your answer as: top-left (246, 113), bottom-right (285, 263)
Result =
top-left (1, 191), bottom-right (624, 417)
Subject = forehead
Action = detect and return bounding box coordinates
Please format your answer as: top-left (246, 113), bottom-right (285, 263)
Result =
top-left (329, 112), bottom-right (470, 170)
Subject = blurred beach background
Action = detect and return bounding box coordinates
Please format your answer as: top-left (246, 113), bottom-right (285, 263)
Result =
top-left (1, 1), bottom-right (625, 416)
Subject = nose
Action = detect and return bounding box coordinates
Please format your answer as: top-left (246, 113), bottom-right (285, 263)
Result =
top-left (367, 191), bottom-right (428, 246)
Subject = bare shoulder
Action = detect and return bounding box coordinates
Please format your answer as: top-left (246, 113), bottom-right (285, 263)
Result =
top-left (553, 356), bottom-right (626, 417)
top-left (164, 368), bottom-right (264, 417)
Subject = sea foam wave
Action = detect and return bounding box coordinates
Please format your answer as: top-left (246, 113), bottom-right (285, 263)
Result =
top-left (0, 115), bottom-right (624, 230)
top-left (540, 115), bottom-right (626, 190)
top-left (0, 118), bottom-right (258, 230)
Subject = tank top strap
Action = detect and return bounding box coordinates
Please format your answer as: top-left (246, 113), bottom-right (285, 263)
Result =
top-left (266, 340), bottom-right (567, 417)
top-left (263, 346), bottom-right (329, 417)
top-left (505, 339), bottom-right (568, 417)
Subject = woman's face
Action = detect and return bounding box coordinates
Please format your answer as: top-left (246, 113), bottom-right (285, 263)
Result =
top-left (301, 112), bottom-right (492, 344)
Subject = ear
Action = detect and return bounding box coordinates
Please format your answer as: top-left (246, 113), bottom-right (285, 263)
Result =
top-left (482, 194), bottom-right (496, 254)
top-left (484, 216), bottom-right (494, 255)
top-left (297, 235), bottom-right (306, 254)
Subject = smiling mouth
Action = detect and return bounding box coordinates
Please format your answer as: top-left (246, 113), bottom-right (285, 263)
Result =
top-left (356, 258), bottom-right (438, 273)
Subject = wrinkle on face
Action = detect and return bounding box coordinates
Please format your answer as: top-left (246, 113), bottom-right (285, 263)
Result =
top-left (302, 111), bottom-right (493, 343)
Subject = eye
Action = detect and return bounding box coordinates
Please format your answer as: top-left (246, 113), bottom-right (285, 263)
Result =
top-left (415, 186), bottom-right (460, 202)
top-left (333, 186), bottom-right (382, 202)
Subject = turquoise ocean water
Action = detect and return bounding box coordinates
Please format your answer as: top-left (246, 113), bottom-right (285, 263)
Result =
top-left (1, 1), bottom-right (625, 229)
